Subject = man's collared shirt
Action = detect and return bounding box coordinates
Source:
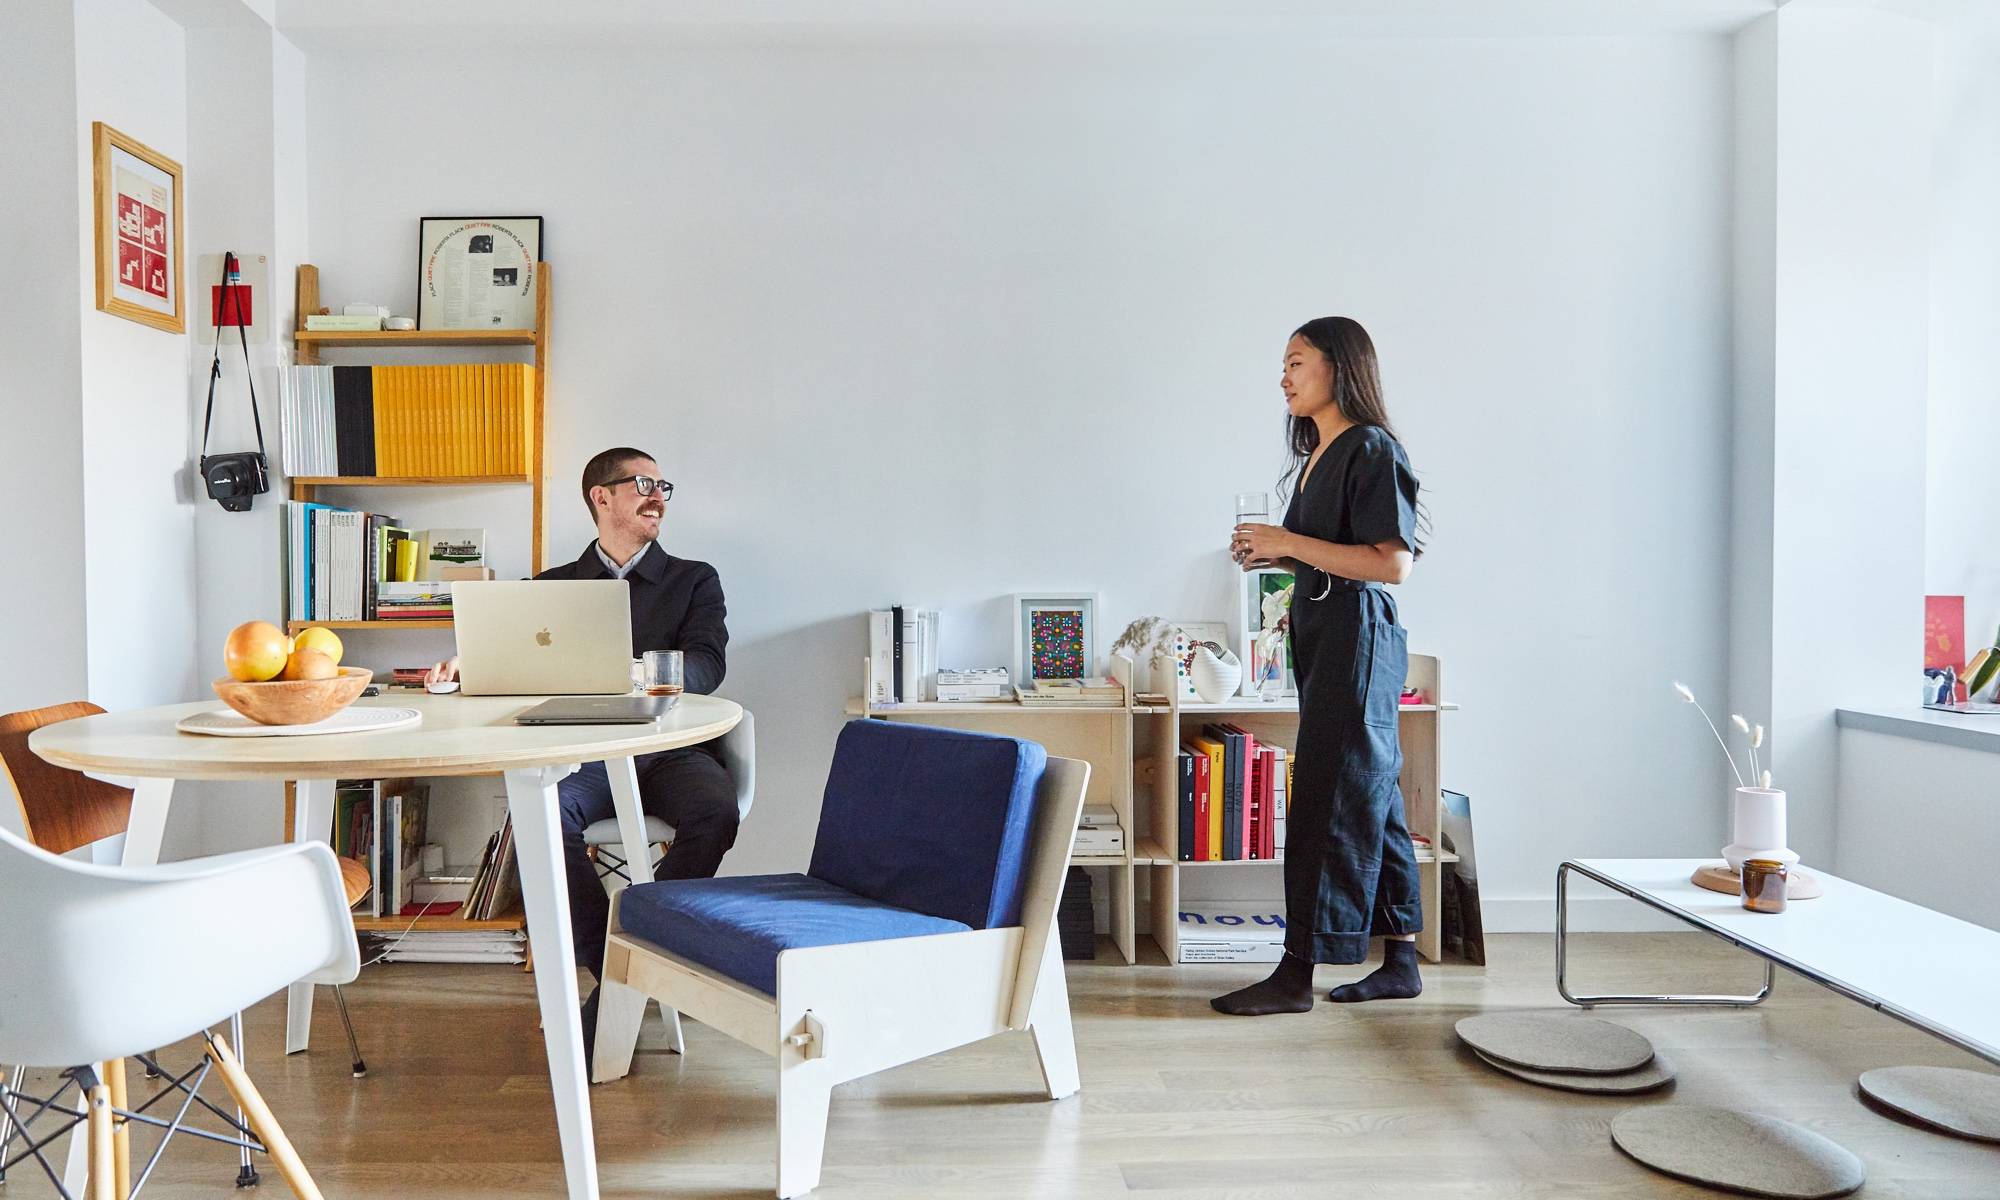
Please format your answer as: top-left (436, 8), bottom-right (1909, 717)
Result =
top-left (594, 539), bottom-right (650, 580)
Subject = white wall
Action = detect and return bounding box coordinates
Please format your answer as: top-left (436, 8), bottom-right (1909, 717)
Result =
top-left (1925, 31), bottom-right (2000, 651)
top-left (0, 1), bottom-right (89, 730)
top-left (73, 0), bottom-right (202, 715)
top-left (297, 34), bottom-right (1739, 916)
top-left (1837, 730), bottom-right (2000, 929)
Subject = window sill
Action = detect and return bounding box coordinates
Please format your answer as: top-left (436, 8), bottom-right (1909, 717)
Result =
top-left (1836, 707), bottom-right (2000, 755)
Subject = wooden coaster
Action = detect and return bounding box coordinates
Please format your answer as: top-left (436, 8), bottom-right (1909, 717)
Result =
top-left (1691, 863), bottom-right (1824, 900)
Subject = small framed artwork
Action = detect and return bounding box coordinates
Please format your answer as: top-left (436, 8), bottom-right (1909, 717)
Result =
top-left (1014, 592), bottom-right (1099, 684)
top-left (417, 216), bottom-right (543, 330)
top-left (1237, 568), bottom-right (1297, 697)
top-left (92, 122), bottom-right (184, 333)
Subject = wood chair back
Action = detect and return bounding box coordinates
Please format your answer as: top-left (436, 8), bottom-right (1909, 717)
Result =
top-left (0, 701), bottom-right (133, 855)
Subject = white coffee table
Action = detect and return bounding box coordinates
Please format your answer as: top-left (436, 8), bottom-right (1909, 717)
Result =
top-left (1557, 858), bottom-right (2000, 1066)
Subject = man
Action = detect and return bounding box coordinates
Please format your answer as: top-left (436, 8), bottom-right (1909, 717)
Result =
top-left (427, 447), bottom-right (735, 1037)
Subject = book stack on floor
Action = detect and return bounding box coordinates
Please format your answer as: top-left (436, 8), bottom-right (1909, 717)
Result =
top-left (278, 363), bottom-right (536, 477)
top-left (1175, 902), bottom-right (1287, 964)
top-left (461, 815), bottom-right (523, 923)
top-left (936, 667), bottom-right (1011, 702)
top-left (1015, 677), bottom-right (1125, 707)
top-left (1177, 727), bottom-right (1289, 862)
top-left (1072, 805), bottom-right (1125, 859)
top-left (865, 607), bottom-right (939, 703)
top-left (284, 506), bottom-right (484, 622)
top-left (1057, 866), bottom-right (1096, 960)
top-left (370, 838), bottom-right (527, 964)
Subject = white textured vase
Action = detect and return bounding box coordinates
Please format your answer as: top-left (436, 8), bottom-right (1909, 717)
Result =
top-left (1190, 646), bottom-right (1241, 705)
top-left (1722, 786), bottom-right (1797, 873)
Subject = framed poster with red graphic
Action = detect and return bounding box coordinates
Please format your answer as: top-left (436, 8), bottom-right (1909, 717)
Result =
top-left (92, 122), bottom-right (184, 333)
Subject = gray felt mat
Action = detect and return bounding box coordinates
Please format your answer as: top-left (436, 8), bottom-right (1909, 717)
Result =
top-left (1858, 1065), bottom-right (2000, 1143)
top-left (1454, 1012), bottom-right (1654, 1074)
top-left (1611, 1106), bottom-right (1865, 1199)
top-left (1474, 1047), bottom-right (1675, 1094)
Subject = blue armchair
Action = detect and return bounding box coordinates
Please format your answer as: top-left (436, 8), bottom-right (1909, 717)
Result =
top-left (592, 719), bottom-right (1091, 1198)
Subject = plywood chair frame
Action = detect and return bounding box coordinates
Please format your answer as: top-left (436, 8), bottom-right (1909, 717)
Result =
top-left (593, 755), bottom-right (1089, 1199)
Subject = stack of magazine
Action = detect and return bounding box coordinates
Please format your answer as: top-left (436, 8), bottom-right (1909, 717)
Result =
top-left (1015, 677), bottom-right (1125, 707)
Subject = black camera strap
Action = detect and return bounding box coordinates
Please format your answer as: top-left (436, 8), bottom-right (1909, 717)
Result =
top-left (200, 251), bottom-right (267, 465)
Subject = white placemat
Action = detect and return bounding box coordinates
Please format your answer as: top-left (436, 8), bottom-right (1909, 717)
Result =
top-left (176, 706), bottom-right (423, 738)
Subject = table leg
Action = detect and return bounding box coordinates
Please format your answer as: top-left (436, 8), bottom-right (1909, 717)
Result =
top-left (603, 757), bottom-right (685, 1056)
top-left (1555, 861), bottom-right (1775, 1008)
top-left (286, 780), bottom-right (338, 1055)
top-left (505, 764), bottom-right (599, 1200)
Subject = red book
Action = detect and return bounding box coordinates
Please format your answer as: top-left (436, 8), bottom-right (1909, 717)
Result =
top-left (1228, 725), bottom-right (1259, 860)
top-left (1258, 748), bottom-right (1277, 860)
top-left (1192, 751), bottom-right (1210, 862)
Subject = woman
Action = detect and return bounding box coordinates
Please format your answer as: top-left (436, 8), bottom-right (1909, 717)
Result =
top-left (1214, 316), bottom-right (1426, 1016)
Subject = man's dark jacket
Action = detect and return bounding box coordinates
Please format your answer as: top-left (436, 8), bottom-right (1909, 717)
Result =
top-left (535, 540), bottom-right (727, 695)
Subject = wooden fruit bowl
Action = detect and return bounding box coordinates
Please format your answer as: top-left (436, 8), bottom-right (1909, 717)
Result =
top-left (213, 667), bottom-right (372, 726)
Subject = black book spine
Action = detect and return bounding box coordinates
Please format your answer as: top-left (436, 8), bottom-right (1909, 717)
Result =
top-left (891, 605), bottom-right (905, 702)
top-left (355, 365), bottom-right (377, 476)
top-left (1178, 751), bottom-right (1195, 861)
top-left (333, 365), bottom-right (367, 477)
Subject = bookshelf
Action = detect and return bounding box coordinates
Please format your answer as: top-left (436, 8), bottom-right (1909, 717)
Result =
top-left (281, 263), bottom-right (552, 943)
top-left (848, 652), bottom-right (1459, 966)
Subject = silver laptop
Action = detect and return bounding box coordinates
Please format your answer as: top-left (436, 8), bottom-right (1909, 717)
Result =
top-left (451, 580), bottom-right (635, 697)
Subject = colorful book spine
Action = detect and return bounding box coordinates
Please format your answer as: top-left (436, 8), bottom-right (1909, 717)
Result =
top-left (1177, 749), bottom-right (1195, 861)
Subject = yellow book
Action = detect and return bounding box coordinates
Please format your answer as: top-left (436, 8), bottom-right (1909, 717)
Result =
top-left (429, 364), bottom-right (446, 475)
top-left (472, 363), bottom-right (488, 475)
top-left (377, 366), bottom-right (399, 475)
top-left (1190, 736), bottom-right (1225, 861)
top-left (451, 363), bottom-right (468, 476)
top-left (520, 364), bottom-right (536, 477)
top-left (502, 364), bottom-right (518, 475)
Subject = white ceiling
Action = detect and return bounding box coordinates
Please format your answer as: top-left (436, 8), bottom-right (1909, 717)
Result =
top-left (269, 0), bottom-right (1790, 50)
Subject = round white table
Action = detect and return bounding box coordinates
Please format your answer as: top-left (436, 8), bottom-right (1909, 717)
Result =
top-left (32, 690), bottom-right (743, 1200)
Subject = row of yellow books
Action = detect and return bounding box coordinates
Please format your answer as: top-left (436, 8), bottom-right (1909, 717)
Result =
top-left (279, 363), bottom-right (536, 479)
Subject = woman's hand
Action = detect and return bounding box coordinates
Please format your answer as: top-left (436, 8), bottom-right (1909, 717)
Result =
top-left (1231, 523), bottom-right (1292, 570)
top-left (423, 656), bottom-right (461, 686)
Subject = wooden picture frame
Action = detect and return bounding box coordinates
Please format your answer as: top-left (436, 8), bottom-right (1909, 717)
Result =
top-left (92, 122), bottom-right (184, 334)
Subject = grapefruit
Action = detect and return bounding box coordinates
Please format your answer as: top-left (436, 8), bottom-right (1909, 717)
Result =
top-left (224, 621), bottom-right (290, 682)
top-left (292, 626), bottom-right (344, 666)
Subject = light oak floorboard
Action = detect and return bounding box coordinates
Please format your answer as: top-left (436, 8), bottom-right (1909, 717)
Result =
top-left (10, 934), bottom-right (1996, 1197)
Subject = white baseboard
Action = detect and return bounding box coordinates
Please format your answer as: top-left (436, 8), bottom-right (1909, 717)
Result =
top-left (1483, 894), bottom-right (1686, 934)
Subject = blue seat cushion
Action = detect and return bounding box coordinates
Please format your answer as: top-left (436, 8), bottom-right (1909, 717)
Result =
top-left (808, 721), bottom-right (1047, 930)
top-left (618, 873), bottom-right (970, 997)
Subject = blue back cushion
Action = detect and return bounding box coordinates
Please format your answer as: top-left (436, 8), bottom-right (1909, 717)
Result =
top-left (808, 721), bottom-right (1047, 929)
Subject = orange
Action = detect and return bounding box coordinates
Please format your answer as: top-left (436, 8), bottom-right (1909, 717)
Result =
top-left (279, 648), bottom-right (339, 682)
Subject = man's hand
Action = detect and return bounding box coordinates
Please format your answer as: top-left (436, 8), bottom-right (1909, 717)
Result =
top-left (424, 656), bottom-right (461, 686)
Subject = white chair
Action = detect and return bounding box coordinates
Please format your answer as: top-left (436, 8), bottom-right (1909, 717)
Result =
top-left (583, 708), bottom-right (755, 884)
top-left (593, 720), bottom-right (1089, 1198)
top-left (0, 823), bottom-right (358, 1199)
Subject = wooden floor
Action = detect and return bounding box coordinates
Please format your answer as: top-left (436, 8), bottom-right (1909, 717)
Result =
top-left (9, 933), bottom-right (1997, 1198)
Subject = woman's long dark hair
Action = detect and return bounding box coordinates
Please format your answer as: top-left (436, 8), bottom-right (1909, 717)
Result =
top-left (1280, 316), bottom-right (1428, 555)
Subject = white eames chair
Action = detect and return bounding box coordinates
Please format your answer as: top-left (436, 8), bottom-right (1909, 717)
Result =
top-left (0, 823), bottom-right (358, 1199)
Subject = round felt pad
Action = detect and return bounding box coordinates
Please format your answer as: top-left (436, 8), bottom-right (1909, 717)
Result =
top-left (1858, 1066), bottom-right (2000, 1143)
top-left (1455, 1012), bottom-right (1655, 1075)
top-left (1611, 1106), bottom-right (1865, 1199)
top-left (1473, 1047), bottom-right (1675, 1094)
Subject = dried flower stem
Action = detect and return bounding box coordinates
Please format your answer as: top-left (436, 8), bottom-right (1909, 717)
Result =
top-left (1677, 682), bottom-right (1745, 787)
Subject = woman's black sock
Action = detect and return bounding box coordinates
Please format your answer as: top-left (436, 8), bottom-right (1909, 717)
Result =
top-left (1328, 938), bottom-right (1423, 1002)
top-left (1210, 951), bottom-right (1316, 1015)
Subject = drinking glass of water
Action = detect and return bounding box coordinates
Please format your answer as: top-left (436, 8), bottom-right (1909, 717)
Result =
top-left (643, 650), bottom-right (684, 709)
top-left (1234, 491), bottom-right (1272, 567)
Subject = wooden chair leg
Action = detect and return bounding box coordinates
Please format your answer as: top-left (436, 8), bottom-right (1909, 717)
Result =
top-left (205, 1034), bottom-right (324, 1200)
top-left (105, 1058), bottom-right (131, 1199)
top-left (85, 1071), bottom-right (115, 1200)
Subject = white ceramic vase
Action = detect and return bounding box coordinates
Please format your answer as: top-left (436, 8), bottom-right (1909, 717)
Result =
top-left (1722, 786), bottom-right (1798, 873)
top-left (1190, 646), bottom-right (1241, 704)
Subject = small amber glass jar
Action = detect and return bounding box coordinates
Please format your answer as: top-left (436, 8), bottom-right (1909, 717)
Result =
top-left (1741, 858), bottom-right (1789, 914)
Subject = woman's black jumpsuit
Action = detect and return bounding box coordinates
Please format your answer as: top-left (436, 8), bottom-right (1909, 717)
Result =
top-left (1280, 424), bottom-right (1422, 964)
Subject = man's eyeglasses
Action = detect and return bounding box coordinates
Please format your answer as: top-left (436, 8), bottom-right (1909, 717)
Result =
top-left (603, 475), bottom-right (674, 501)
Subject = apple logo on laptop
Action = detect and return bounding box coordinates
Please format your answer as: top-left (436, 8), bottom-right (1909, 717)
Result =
top-left (535, 628), bottom-right (552, 647)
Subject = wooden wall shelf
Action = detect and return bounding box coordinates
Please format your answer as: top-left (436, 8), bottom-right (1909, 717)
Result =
top-left (290, 475), bottom-right (534, 488)
top-left (294, 328), bottom-right (536, 347)
top-left (287, 619), bottom-right (452, 633)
